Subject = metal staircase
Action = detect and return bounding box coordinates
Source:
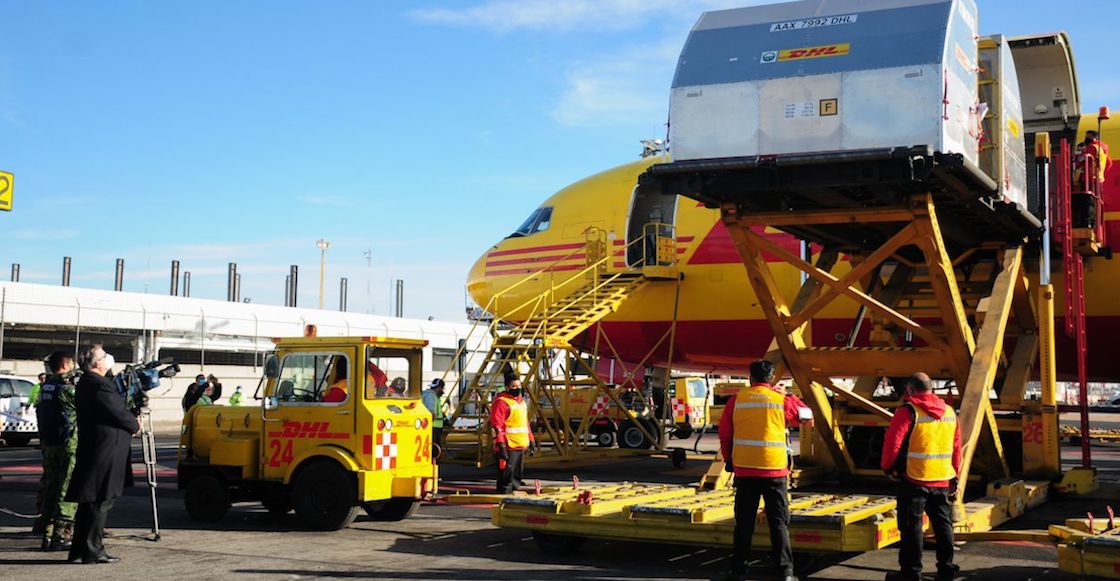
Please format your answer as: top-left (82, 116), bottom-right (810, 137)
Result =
top-left (440, 227), bottom-right (679, 467)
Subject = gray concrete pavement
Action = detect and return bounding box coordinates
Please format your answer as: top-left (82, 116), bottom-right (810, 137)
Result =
top-left (1, 436), bottom-right (1118, 580)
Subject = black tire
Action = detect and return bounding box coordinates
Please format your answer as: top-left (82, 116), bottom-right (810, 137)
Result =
top-left (262, 495), bottom-right (291, 516)
top-left (618, 420), bottom-right (651, 449)
top-left (362, 498), bottom-right (418, 521)
top-left (184, 474), bottom-right (230, 523)
top-left (291, 460), bottom-right (359, 530)
top-left (672, 424), bottom-right (694, 439)
top-left (670, 447), bottom-right (687, 468)
top-left (595, 430), bottom-right (616, 448)
top-left (532, 531), bottom-right (587, 554)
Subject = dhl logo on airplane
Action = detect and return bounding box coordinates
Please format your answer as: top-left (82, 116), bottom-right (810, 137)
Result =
top-left (762, 43), bottom-right (850, 63)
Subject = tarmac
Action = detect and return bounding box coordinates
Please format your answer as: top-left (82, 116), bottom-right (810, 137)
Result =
top-left (1, 430), bottom-right (1118, 580)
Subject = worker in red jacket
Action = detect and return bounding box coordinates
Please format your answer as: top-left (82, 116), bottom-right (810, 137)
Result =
top-left (489, 377), bottom-right (533, 493)
top-left (718, 359), bottom-right (812, 581)
top-left (880, 372), bottom-right (962, 581)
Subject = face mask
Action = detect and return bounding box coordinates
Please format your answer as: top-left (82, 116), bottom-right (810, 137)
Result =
top-left (198, 378), bottom-right (207, 386)
top-left (507, 388), bottom-right (522, 397)
top-left (101, 354), bottom-right (115, 370)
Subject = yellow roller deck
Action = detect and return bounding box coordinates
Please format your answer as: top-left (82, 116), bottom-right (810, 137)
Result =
top-left (492, 482), bottom-right (900, 553)
top-left (492, 479), bottom-right (1055, 554)
top-left (1054, 516), bottom-right (1120, 579)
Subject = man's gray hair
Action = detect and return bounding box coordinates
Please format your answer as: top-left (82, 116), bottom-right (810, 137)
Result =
top-left (78, 344), bottom-right (105, 372)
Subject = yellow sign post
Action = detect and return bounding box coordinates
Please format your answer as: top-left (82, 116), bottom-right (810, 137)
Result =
top-left (0, 171), bottom-right (13, 211)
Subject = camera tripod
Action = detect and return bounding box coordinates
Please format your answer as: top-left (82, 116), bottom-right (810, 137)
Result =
top-left (138, 407), bottom-right (161, 541)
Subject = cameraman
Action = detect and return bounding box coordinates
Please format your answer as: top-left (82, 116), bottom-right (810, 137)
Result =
top-left (34, 351), bottom-right (79, 551)
top-left (65, 346), bottom-right (138, 565)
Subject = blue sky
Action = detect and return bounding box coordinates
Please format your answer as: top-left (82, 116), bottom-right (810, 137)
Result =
top-left (2, 0), bottom-right (1117, 321)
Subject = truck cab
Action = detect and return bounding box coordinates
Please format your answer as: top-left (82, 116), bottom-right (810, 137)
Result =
top-left (178, 336), bottom-right (437, 530)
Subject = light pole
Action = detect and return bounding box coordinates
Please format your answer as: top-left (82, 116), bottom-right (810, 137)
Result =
top-left (317, 238), bottom-right (330, 309)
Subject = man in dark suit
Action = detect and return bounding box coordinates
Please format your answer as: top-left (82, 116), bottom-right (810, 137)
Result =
top-left (65, 346), bottom-right (138, 564)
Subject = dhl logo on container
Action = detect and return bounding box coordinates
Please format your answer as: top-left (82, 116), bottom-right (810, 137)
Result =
top-left (764, 43), bottom-right (850, 63)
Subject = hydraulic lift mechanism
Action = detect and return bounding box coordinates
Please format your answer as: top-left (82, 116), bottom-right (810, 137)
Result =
top-left (492, 0), bottom-right (1113, 563)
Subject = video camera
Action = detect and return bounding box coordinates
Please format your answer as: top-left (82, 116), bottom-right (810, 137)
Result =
top-left (113, 358), bottom-right (180, 415)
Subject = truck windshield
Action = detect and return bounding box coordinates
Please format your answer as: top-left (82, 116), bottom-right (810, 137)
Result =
top-left (365, 347), bottom-right (416, 400)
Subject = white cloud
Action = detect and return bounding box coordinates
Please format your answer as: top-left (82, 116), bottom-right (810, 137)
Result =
top-left (551, 41), bottom-right (681, 128)
top-left (410, 0), bottom-right (746, 33)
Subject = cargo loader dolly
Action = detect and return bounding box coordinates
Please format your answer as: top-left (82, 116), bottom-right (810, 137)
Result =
top-left (492, 482), bottom-right (901, 554)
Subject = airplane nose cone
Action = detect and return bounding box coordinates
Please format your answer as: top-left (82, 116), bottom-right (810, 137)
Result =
top-left (466, 251), bottom-right (491, 310)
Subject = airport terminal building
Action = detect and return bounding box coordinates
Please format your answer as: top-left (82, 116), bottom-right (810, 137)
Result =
top-left (0, 281), bottom-right (480, 430)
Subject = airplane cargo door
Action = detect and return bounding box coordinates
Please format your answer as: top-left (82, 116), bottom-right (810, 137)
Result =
top-left (1008, 33), bottom-right (1080, 218)
top-left (626, 184), bottom-right (676, 267)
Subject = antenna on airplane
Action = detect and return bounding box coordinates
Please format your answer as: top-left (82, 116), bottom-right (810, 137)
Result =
top-left (640, 138), bottom-right (665, 158)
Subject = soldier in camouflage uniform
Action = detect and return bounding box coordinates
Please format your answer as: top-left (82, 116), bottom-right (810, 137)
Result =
top-left (35, 351), bottom-right (79, 551)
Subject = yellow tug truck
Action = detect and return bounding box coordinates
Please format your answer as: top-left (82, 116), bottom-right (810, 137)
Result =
top-left (178, 335), bottom-right (438, 530)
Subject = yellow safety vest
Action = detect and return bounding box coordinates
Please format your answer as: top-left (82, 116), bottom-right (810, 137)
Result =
top-left (906, 406), bottom-right (957, 482)
top-left (504, 398), bottom-right (531, 450)
top-left (731, 386), bottom-right (788, 471)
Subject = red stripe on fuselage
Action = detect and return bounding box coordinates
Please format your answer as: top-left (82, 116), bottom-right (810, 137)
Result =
top-left (488, 242), bottom-right (584, 258)
top-left (484, 263), bottom-right (585, 277)
top-left (486, 253), bottom-right (586, 267)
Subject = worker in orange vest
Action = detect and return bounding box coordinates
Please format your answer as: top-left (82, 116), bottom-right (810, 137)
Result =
top-left (718, 359), bottom-right (812, 581)
top-left (489, 376), bottom-right (534, 493)
top-left (880, 372), bottom-right (962, 581)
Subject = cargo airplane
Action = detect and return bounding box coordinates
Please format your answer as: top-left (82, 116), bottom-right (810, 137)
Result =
top-left (466, 116), bottom-right (1120, 380)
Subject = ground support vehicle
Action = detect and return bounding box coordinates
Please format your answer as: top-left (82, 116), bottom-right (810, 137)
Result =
top-left (178, 335), bottom-right (437, 530)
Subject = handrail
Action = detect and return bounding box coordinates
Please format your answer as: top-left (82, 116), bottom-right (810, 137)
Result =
top-left (438, 224), bottom-right (677, 409)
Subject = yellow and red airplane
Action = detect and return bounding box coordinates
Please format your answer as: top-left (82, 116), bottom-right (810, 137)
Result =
top-left (467, 116), bottom-right (1120, 379)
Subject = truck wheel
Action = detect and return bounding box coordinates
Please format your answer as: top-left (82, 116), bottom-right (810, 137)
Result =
top-left (362, 498), bottom-right (418, 521)
top-left (185, 475), bottom-right (229, 523)
top-left (618, 421), bottom-right (651, 449)
top-left (292, 461), bottom-right (359, 530)
top-left (532, 531), bottom-right (586, 554)
top-left (595, 430), bottom-right (616, 448)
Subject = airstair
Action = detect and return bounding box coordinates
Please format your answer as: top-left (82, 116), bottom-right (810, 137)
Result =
top-left (440, 227), bottom-right (681, 467)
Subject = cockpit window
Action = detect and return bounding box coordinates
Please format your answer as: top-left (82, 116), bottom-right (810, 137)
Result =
top-left (508, 206), bottom-right (553, 238)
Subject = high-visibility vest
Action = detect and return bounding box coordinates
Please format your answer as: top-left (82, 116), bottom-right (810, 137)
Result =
top-left (905, 406), bottom-right (957, 482)
top-left (504, 397), bottom-right (531, 450)
top-left (731, 386), bottom-right (788, 471)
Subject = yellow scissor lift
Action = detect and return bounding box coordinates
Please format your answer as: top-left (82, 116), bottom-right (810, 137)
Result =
top-left (491, 135), bottom-right (1101, 554)
top-left (440, 225), bottom-right (684, 469)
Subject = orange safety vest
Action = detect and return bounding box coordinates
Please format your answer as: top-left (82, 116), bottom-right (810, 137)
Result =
top-left (731, 385), bottom-right (788, 471)
top-left (504, 398), bottom-right (531, 450)
top-left (905, 406), bottom-right (957, 482)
